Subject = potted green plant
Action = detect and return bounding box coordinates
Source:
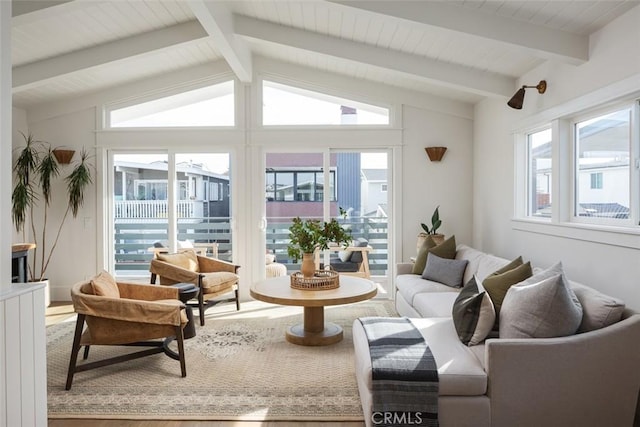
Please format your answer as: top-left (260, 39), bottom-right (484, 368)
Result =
top-left (12, 132), bottom-right (93, 284)
top-left (287, 210), bottom-right (352, 278)
top-left (418, 205), bottom-right (444, 249)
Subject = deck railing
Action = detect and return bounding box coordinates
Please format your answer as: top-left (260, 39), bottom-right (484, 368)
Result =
top-left (114, 200), bottom-right (200, 219)
top-left (114, 216), bottom-right (388, 275)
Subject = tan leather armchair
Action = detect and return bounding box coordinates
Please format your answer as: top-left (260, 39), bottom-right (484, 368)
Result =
top-left (66, 273), bottom-right (188, 390)
top-left (149, 250), bottom-right (240, 326)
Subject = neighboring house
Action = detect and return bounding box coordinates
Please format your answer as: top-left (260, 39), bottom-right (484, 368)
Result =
top-left (361, 168), bottom-right (388, 216)
top-left (265, 152), bottom-right (362, 219)
top-left (532, 112), bottom-right (631, 219)
top-left (114, 160), bottom-right (230, 219)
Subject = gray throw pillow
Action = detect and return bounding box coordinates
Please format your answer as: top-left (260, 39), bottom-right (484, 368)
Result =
top-left (499, 269), bottom-right (583, 339)
top-left (422, 253), bottom-right (468, 288)
top-left (349, 238), bottom-right (369, 264)
top-left (452, 275), bottom-right (496, 346)
top-left (571, 282), bottom-right (625, 333)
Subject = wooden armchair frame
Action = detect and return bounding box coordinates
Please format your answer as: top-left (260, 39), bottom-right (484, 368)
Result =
top-left (66, 281), bottom-right (187, 390)
top-left (149, 253), bottom-right (240, 326)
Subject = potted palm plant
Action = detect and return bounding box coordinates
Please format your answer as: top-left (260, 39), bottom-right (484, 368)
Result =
top-left (287, 210), bottom-right (352, 278)
top-left (12, 132), bottom-right (93, 289)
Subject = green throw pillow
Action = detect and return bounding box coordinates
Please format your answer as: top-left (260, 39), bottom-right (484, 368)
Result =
top-left (491, 256), bottom-right (524, 276)
top-left (482, 261), bottom-right (533, 327)
top-left (411, 235), bottom-right (457, 274)
top-left (411, 235), bottom-right (437, 274)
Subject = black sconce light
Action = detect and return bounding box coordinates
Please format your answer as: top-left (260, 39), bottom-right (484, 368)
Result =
top-left (507, 80), bottom-right (547, 109)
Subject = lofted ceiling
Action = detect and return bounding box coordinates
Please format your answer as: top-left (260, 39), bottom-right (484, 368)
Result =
top-left (10, 0), bottom-right (640, 109)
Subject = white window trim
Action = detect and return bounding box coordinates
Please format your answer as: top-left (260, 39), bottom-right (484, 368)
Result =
top-left (525, 126), bottom-right (552, 219)
top-left (513, 97), bottom-right (640, 247)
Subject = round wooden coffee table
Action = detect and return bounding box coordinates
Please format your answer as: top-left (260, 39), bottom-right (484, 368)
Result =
top-left (250, 275), bottom-right (377, 346)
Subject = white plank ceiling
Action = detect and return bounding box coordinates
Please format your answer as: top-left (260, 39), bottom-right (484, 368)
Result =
top-left (10, 0), bottom-right (640, 108)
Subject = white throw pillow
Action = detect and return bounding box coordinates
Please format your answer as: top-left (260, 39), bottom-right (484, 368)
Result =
top-left (338, 250), bottom-right (353, 262)
top-left (177, 239), bottom-right (194, 249)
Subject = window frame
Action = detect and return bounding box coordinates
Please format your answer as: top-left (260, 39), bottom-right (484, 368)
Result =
top-left (514, 98), bottom-right (640, 247)
top-left (257, 76), bottom-right (394, 129)
top-left (525, 127), bottom-right (553, 219)
top-left (266, 168), bottom-right (336, 202)
top-left (570, 103), bottom-right (635, 228)
top-left (103, 78), bottom-right (237, 129)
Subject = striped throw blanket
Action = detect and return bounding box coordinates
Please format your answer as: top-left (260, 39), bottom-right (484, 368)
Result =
top-left (359, 317), bottom-right (439, 427)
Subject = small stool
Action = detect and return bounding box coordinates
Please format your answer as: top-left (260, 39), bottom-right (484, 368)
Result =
top-left (172, 283), bottom-right (199, 339)
top-left (266, 262), bottom-right (288, 278)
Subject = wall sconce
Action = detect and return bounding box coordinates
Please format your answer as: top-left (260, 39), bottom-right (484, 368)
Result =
top-left (425, 146), bottom-right (447, 162)
top-left (52, 148), bottom-right (75, 164)
top-left (507, 80), bottom-right (547, 110)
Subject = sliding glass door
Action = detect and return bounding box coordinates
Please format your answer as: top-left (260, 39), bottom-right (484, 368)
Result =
top-left (265, 152), bottom-right (325, 272)
top-left (110, 151), bottom-right (232, 277)
top-left (264, 150), bottom-right (391, 294)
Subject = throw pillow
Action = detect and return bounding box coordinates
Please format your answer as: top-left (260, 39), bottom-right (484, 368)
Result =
top-left (571, 282), bottom-right (625, 332)
top-left (499, 272), bottom-right (583, 339)
top-left (491, 256), bottom-right (524, 276)
top-left (411, 234), bottom-right (457, 275)
top-left (177, 239), bottom-right (194, 249)
top-left (338, 250), bottom-right (352, 262)
top-left (452, 276), bottom-right (496, 346)
top-left (482, 261), bottom-right (533, 325)
top-left (90, 270), bottom-right (120, 298)
top-left (350, 238), bottom-right (369, 264)
top-left (422, 253), bottom-right (469, 288)
top-left (412, 236), bottom-right (437, 274)
top-left (157, 251), bottom-right (199, 272)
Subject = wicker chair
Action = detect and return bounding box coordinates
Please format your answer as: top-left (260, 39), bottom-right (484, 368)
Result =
top-left (66, 272), bottom-right (188, 390)
top-left (149, 250), bottom-right (240, 326)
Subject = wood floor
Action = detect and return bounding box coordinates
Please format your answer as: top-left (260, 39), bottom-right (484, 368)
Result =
top-left (48, 421), bottom-right (362, 426)
top-left (45, 302), bottom-right (365, 427)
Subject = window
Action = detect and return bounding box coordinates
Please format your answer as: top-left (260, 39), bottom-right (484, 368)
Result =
top-left (262, 80), bottom-right (389, 125)
top-left (265, 169), bottom-right (336, 202)
top-left (590, 172), bottom-right (603, 189)
top-left (111, 152), bottom-right (233, 277)
top-left (381, 184), bottom-right (388, 192)
top-left (516, 100), bottom-right (639, 235)
top-left (575, 108), bottom-right (631, 220)
top-left (108, 81), bottom-right (234, 127)
top-left (527, 128), bottom-right (552, 218)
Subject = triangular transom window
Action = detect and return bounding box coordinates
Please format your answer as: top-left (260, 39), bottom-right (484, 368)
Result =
top-left (109, 80), bottom-right (234, 127)
top-left (262, 80), bottom-right (389, 126)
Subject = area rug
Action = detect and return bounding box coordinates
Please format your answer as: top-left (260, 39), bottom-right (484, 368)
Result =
top-left (47, 300), bottom-right (396, 420)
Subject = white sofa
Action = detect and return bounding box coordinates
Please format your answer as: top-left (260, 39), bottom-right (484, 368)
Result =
top-left (353, 244), bottom-right (640, 427)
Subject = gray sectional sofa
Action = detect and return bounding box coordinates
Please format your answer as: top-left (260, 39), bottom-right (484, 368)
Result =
top-left (353, 244), bottom-right (640, 427)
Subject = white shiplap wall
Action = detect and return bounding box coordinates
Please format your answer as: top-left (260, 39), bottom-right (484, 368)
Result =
top-left (1, 284), bottom-right (47, 427)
